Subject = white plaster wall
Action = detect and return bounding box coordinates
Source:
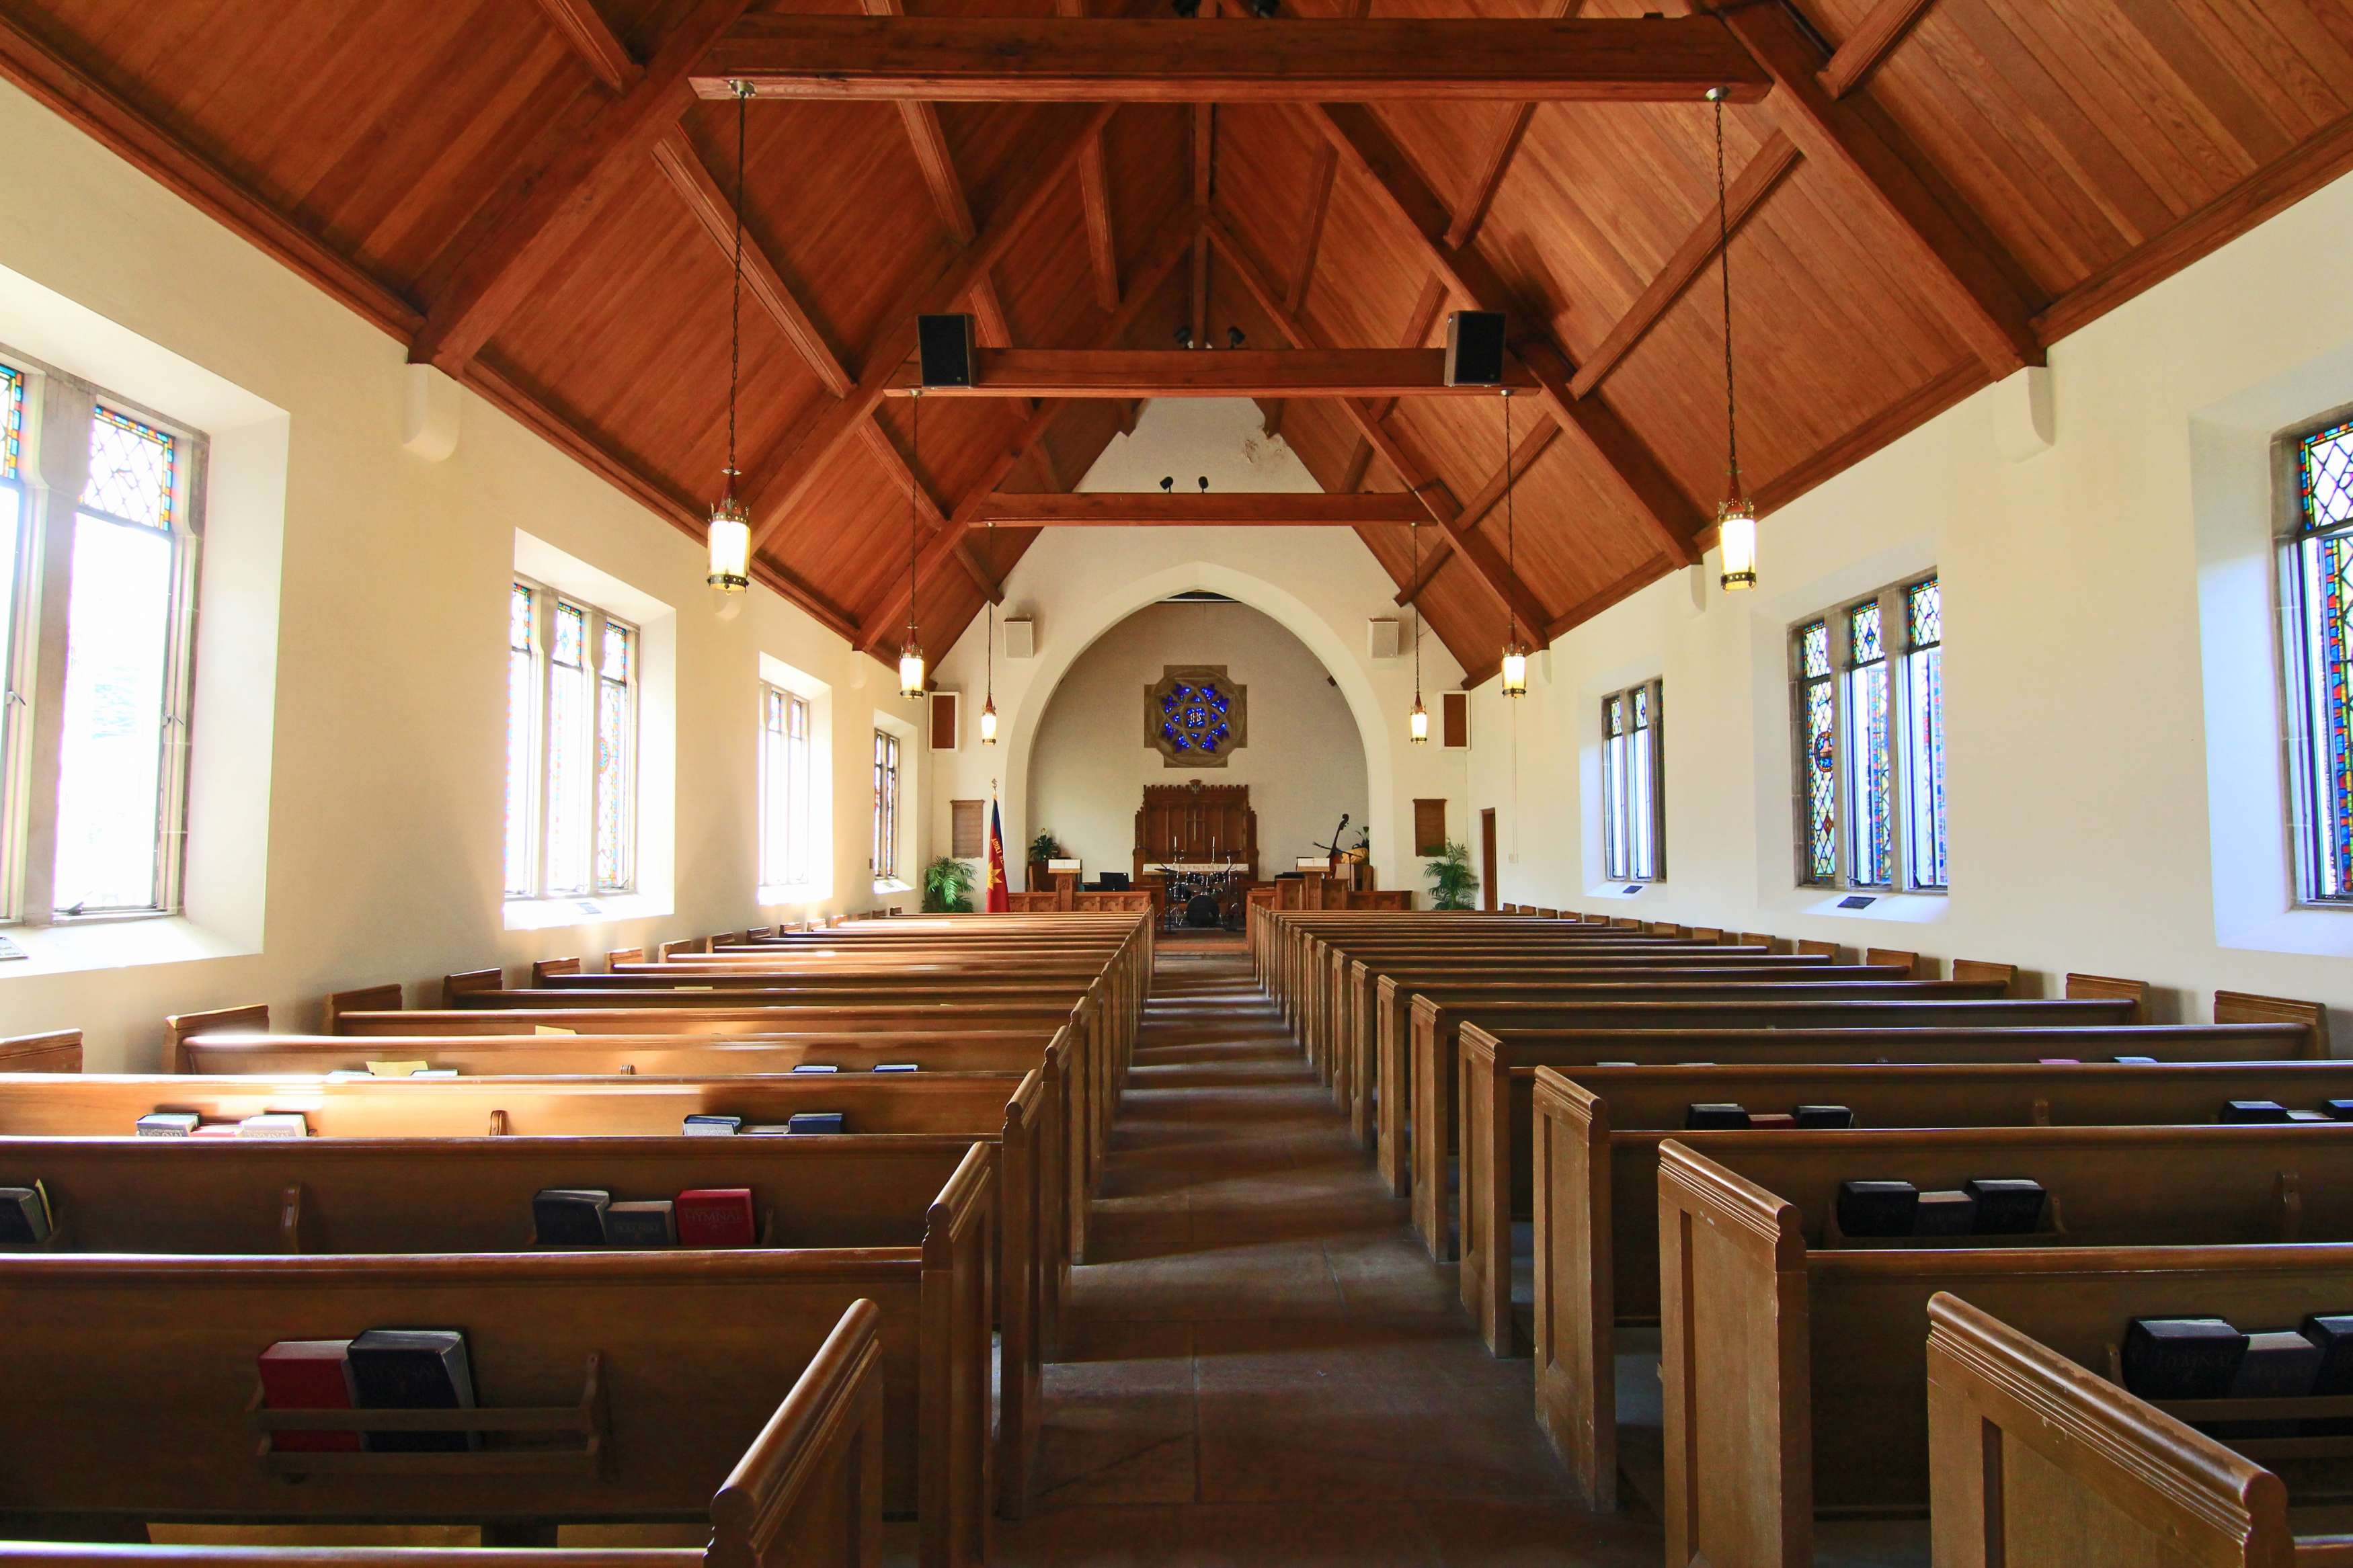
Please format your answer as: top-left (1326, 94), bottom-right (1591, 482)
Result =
top-left (929, 399), bottom-right (1470, 893)
top-left (1462, 163), bottom-right (2353, 1036)
top-left (1027, 600), bottom-right (1369, 878)
top-left (0, 79), bottom-right (916, 1067)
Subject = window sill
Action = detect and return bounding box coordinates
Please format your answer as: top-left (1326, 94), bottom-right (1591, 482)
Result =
top-left (0, 913), bottom-right (255, 979)
top-left (502, 891), bottom-right (673, 933)
top-left (871, 879), bottom-right (912, 897)
top-left (1583, 882), bottom-right (1662, 900)
top-left (758, 883), bottom-right (830, 909)
top-left (1775, 886), bottom-right (1950, 925)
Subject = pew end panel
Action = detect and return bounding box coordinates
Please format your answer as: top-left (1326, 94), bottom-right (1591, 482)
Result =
top-left (531, 958), bottom-right (582, 985)
top-left (1950, 959), bottom-right (2017, 994)
top-left (440, 971), bottom-right (502, 1009)
top-left (1530, 1071), bottom-right (1616, 1512)
top-left (2067, 973), bottom-right (2149, 1021)
top-left (0, 1032), bottom-right (82, 1073)
top-left (707, 1298), bottom-right (887, 1568)
top-left (1657, 1139), bottom-right (1814, 1568)
top-left (321, 987), bottom-right (402, 1034)
top-left (165, 1007), bottom-right (269, 1074)
top-left (2217, 992), bottom-right (2333, 1057)
top-left (916, 1145), bottom-right (996, 1568)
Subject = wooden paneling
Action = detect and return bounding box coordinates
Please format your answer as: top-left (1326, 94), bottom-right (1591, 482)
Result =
top-left (1413, 798), bottom-right (1449, 856)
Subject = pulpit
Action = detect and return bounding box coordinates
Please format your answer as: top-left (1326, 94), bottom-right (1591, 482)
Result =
top-left (1133, 783), bottom-right (1257, 882)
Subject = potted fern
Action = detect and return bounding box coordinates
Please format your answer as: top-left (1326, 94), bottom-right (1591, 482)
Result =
top-left (1424, 839), bottom-right (1478, 910)
top-left (922, 855), bottom-right (976, 914)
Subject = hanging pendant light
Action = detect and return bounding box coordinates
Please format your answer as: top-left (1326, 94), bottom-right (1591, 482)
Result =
top-left (1708, 87), bottom-right (1757, 593)
top-left (1407, 510), bottom-right (1429, 743)
top-left (1497, 388), bottom-right (1529, 698)
top-left (898, 388), bottom-right (928, 699)
top-left (980, 503), bottom-right (1000, 745)
top-left (708, 81), bottom-right (756, 618)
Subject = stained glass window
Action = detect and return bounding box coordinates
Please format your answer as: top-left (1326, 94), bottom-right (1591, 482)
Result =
top-left (0, 363), bottom-right (22, 481)
top-left (594, 620), bottom-right (635, 893)
top-left (1600, 682), bottom-right (1662, 882)
top-left (543, 601), bottom-right (591, 895)
top-left (1845, 604), bottom-right (1894, 886)
top-left (2289, 421), bottom-right (2353, 900)
top-left (81, 405), bottom-right (175, 530)
top-left (1796, 620), bottom-right (1837, 883)
top-left (504, 584), bottom-right (536, 897)
top-left (1902, 577), bottom-right (1947, 889)
top-left (1158, 677), bottom-right (1235, 755)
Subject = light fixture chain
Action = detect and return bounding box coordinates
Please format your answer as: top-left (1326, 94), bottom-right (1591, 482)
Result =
top-left (1503, 387), bottom-right (1516, 645)
top-left (908, 389), bottom-right (920, 643)
top-left (729, 83), bottom-right (748, 495)
top-left (1715, 90), bottom-right (1739, 497)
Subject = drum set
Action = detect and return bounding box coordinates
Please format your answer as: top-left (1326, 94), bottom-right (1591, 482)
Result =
top-left (1155, 860), bottom-right (1245, 932)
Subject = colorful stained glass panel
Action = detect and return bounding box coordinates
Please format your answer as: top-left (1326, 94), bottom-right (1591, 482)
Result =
top-left (595, 674), bottom-right (631, 891)
top-left (82, 405), bottom-right (175, 530)
top-left (1632, 688), bottom-right (1648, 729)
top-left (1907, 577), bottom-right (1942, 647)
top-left (1804, 676), bottom-right (1836, 882)
top-left (1847, 659), bottom-right (1893, 886)
top-left (1849, 602), bottom-right (1884, 665)
top-left (1905, 643), bottom-right (1948, 889)
top-left (0, 364), bottom-right (22, 481)
top-left (2301, 419), bottom-right (2353, 534)
top-left (551, 601), bottom-right (586, 668)
top-left (509, 583), bottom-right (534, 651)
top-left (1799, 620), bottom-right (1830, 679)
top-left (601, 621), bottom-right (630, 682)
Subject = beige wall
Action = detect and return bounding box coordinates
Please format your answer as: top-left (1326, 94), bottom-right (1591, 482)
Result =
top-left (1027, 600), bottom-right (1369, 879)
top-left (0, 80), bottom-right (917, 1067)
top-left (1462, 162), bottom-right (2353, 1036)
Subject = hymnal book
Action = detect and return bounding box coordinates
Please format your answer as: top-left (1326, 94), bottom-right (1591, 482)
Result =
top-left (257, 1339), bottom-right (359, 1453)
top-left (366, 1061), bottom-right (429, 1078)
top-left (192, 1124), bottom-right (242, 1139)
top-left (742, 1124), bottom-right (794, 1136)
top-left (0, 1185), bottom-right (51, 1244)
top-left (346, 1329), bottom-right (477, 1452)
top-left (532, 1188), bottom-right (610, 1247)
top-left (239, 1113), bottom-right (311, 1139)
top-left (604, 1199), bottom-right (677, 1247)
top-left (532, 1025), bottom-right (575, 1036)
top-left (789, 1064), bottom-right (838, 1075)
top-left (413, 1069), bottom-right (458, 1079)
top-left (138, 1111), bottom-right (202, 1137)
top-left (675, 1188), bottom-right (756, 1247)
top-left (873, 1063), bottom-right (918, 1073)
top-left (2223, 1099), bottom-right (2294, 1123)
top-left (683, 1114), bottom-right (742, 1135)
top-left (2123, 1317), bottom-right (2245, 1401)
top-left (787, 1112), bottom-right (845, 1135)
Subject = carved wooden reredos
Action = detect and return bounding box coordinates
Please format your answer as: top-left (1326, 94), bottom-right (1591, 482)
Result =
top-left (1145, 666), bottom-right (1247, 768)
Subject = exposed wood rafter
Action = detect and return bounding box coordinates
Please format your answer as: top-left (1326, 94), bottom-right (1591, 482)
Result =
top-left (1191, 104), bottom-right (1214, 352)
top-left (409, 0), bottom-right (754, 372)
top-left (530, 0), bottom-right (641, 93)
top-left (976, 493), bottom-right (1430, 526)
top-left (881, 347), bottom-right (1537, 398)
top-left (1818, 0), bottom-right (1940, 100)
top-left (698, 16), bottom-right (1775, 103)
top-left (1444, 0), bottom-right (1580, 251)
top-left (1058, 0), bottom-right (1122, 312)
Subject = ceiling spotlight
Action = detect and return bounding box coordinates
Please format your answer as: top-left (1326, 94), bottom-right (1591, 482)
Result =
top-left (1174, 324), bottom-right (1193, 349)
top-left (1227, 326), bottom-right (1246, 349)
top-left (1172, 0), bottom-right (1201, 13)
top-left (1248, 0), bottom-right (1278, 16)
top-left (1160, 475), bottom-right (1175, 493)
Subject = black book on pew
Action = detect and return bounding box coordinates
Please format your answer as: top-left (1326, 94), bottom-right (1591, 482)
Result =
top-left (2124, 1317), bottom-right (2246, 1401)
top-left (532, 1188), bottom-right (610, 1247)
top-left (0, 1184), bottom-right (52, 1244)
top-left (790, 1064), bottom-right (839, 1075)
top-left (346, 1329), bottom-right (477, 1452)
top-left (787, 1112), bottom-right (845, 1135)
top-left (874, 1063), bottom-right (918, 1073)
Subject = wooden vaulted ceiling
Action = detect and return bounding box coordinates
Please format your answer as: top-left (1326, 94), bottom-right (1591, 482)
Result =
top-left (7, 0), bottom-right (2353, 684)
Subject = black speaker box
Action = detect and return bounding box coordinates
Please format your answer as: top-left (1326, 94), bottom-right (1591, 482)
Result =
top-left (917, 313), bottom-right (976, 387)
top-left (1443, 311), bottom-right (1507, 387)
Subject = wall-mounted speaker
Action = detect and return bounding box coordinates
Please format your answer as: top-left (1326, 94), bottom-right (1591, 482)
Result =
top-left (1443, 311), bottom-right (1507, 387)
top-left (1003, 616), bottom-right (1035, 660)
top-left (917, 314), bottom-right (976, 387)
top-left (1367, 617), bottom-right (1402, 661)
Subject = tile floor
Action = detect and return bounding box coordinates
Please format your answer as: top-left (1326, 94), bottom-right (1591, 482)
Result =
top-left (991, 940), bottom-right (1663, 1567)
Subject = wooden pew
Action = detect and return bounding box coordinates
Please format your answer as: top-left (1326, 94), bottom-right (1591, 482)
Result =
top-left (1524, 1045), bottom-right (2339, 1508)
top-left (1473, 999), bottom-right (2327, 1353)
top-left (0, 1239), bottom-right (978, 1564)
top-left (0, 1032), bottom-right (81, 1073)
top-left (1404, 985), bottom-right (2098, 1258)
top-left (0, 1298), bottom-right (887, 1567)
top-left (0, 1135), bottom-right (990, 1562)
top-left (1925, 1290), bottom-right (2353, 1568)
top-left (1655, 1129), bottom-right (2353, 1568)
top-left (0, 1069), bottom-right (1054, 1518)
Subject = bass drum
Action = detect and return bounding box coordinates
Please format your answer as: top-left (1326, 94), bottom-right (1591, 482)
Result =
top-left (1185, 893), bottom-right (1222, 928)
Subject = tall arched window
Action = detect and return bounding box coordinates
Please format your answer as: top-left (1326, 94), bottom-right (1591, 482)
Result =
top-left (1792, 573), bottom-right (1945, 893)
top-left (2283, 416), bottom-right (2353, 901)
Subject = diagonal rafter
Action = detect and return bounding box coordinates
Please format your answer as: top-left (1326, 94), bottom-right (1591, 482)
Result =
top-left (1209, 214), bottom-right (1552, 643)
top-left (1393, 415), bottom-right (1557, 608)
top-left (853, 207), bottom-right (1199, 655)
top-left (1444, 0), bottom-right (1580, 251)
top-left (530, 0), bottom-right (642, 93)
top-left (1819, 0), bottom-right (1942, 101)
top-left (740, 102), bottom-right (1115, 556)
top-left (1057, 0), bottom-right (1123, 311)
top-left (409, 0), bottom-right (754, 372)
top-left (1304, 100), bottom-right (1705, 567)
top-left (1718, 2), bottom-right (2040, 376)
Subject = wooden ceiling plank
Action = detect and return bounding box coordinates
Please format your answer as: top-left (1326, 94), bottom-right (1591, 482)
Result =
top-left (1307, 101), bottom-right (1705, 565)
top-left (1571, 128), bottom-right (1800, 398)
top-left (1208, 214), bottom-right (1554, 642)
top-left (409, 0), bottom-right (754, 372)
top-left (1343, 271), bottom-right (1450, 511)
top-left (0, 11), bottom-right (422, 339)
top-left (1393, 415), bottom-right (1556, 608)
top-left (1192, 104), bottom-right (1214, 350)
top-left (1287, 143), bottom-right (1341, 317)
top-left (1722, 4), bottom-right (2043, 375)
top-left (1445, 0), bottom-right (1581, 251)
top-left (651, 127), bottom-right (852, 397)
top-left (974, 493), bottom-right (1430, 526)
top-left (881, 347), bottom-right (1539, 397)
top-left (1818, 0), bottom-right (1941, 100)
top-left (850, 204), bottom-right (1201, 653)
top-left (532, 0), bottom-right (642, 93)
top-left (698, 16), bottom-right (1773, 102)
top-left (1055, 0), bottom-right (1121, 311)
top-left (856, 421), bottom-right (1002, 601)
top-left (742, 101), bottom-right (1117, 554)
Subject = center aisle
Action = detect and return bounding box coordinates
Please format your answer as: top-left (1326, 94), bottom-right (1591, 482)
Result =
top-left (995, 938), bottom-right (1661, 1567)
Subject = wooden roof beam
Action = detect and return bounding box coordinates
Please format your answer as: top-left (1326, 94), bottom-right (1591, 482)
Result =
top-left (1720, 3), bottom-right (2041, 376)
top-left (1819, 0), bottom-right (1940, 100)
top-left (1572, 128), bottom-right (1799, 397)
top-left (1207, 215), bottom-right (1553, 643)
top-left (1191, 104), bottom-right (1214, 350)
top-left (410, 0), bottom-right (754, 372)
top-left (852, 205), bottom-right (1201, 655)
top-left (974, 493), bottom-right (1431, 526)
top-left (1340, 273), bottom-right (1449, 499)
top-left (532, 0), bottom-right (642, 93)
top-left (696, 16), bottom-right (1773, 103)
top-left (1055, 0), bottom-right (1122, 311)
top-left (1445, 0), bottom-right (1581, 250)
top-left (740, 101), bottom-right (1116, 554)
top-left (882, 347), bottom-right (1539, 397)
top-left (1306, 101), bottom-right (1705, 565)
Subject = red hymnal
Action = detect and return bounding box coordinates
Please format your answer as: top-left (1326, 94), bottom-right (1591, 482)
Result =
top-left (258, 1339), bottom-right (359, 1453)
top-left (675, 1188), bottom-right (756, 1247)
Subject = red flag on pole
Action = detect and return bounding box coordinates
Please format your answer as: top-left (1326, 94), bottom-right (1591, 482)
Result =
top-left (986, 796), bottom-right (1010, 913)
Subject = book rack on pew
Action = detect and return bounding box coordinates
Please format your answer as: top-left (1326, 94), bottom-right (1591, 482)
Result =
top-left (248, 1352), bottom-right (610, 1479)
